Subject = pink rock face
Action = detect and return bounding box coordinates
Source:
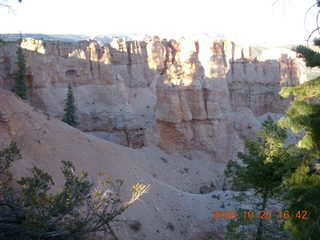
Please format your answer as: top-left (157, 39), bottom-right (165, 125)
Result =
top-left (145, 38), bottom-right (301, 160)
top-left (0, 37), bottom-right (303, 161)
top-left (148, 119), bottom-right (243, 163)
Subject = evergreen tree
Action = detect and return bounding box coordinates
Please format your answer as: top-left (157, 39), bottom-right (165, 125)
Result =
top-left (62, 82), bottom-right (78, 127)
top-left (280, 62), bottom-right (320, 154)
top-left (277, 3), bottom-right (320, 236)
top-left (14, 45), bottom-right (27, 100)
top-left (225, 117), bottom-right (300, 240)
top-left (278, 38), bottom-right (320, 240)
top-left (281, 159), bottom-right (320, 240)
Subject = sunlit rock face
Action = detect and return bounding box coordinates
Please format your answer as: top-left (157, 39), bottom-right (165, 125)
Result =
top-left (0, 37), bottom-right (302, 160)
top-left (145, 37), bottom-right (301, 160)
top-left (227, 55), bottom-right (301, 115)
top-left (0, 38), bottom-right (156, 148)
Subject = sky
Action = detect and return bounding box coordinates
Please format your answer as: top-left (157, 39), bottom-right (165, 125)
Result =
top-left (0, 0), bottom-right (319, 46)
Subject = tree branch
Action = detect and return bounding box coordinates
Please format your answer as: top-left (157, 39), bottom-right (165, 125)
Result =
top-left (306, 27), bottom-right (320, 45)
top-left (304, 2), bottom-right (318, 32)
top-left (0, 1), bottom-right (14, 14)
top-left (0, 0), bottom-right (22, 14)
top-left (317, 10), bottom-right (320, 35)
top-left (272, 0), bottom-right (280, 7)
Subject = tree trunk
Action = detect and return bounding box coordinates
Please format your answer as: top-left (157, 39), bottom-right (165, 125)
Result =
top-left (257, 191), bottom-right (268, 240)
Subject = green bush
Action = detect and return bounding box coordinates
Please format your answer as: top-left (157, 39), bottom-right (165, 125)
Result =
top-left (0, 142), bottom-right (149, 240)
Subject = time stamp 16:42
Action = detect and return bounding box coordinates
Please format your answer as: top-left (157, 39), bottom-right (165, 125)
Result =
top-left (210, 210), bottom-right (308, 220)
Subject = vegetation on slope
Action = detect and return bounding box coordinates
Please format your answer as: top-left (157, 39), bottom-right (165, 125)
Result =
top-left (0, 142), bottom-right (149, 240)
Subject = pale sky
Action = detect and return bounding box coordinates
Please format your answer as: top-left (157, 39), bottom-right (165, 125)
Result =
top-left (0, 0), bottom-right (319, 46)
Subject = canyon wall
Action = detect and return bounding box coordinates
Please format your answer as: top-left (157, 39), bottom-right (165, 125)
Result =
top-left (0, 37), bottom-right (302, 162)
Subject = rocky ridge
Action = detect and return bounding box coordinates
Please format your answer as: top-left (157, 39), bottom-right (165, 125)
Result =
top-left (0, 37), bottom-right (303, 162)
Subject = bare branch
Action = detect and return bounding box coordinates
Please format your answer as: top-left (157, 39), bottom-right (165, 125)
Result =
top-left (304, 2), bottom-right (318, 32)
top-left (124, 183), bottom-right (150, 207)
top-left (272, 0), bottom-right (281, 7)
top-left (0, 3), bottom-right (10, 8)
top-left (306, 27), bottom-right (320, 46)
top-left (317, 10), bottom-right (320, 35)
top-left (0, 0), bottom-right (21, 14)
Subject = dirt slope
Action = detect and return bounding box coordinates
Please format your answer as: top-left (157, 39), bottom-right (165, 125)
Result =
top-left (0, 89), bottom-right (239, 240)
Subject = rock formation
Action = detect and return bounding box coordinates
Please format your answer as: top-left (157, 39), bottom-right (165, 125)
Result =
top-left (0, 37), bottom-right (303, 162)
top-left (0, 110), bottom-right (9, 122)
top-left (145, 38), bottom-right (301, 161)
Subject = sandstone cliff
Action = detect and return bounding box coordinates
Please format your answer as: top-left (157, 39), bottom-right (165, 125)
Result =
top-left (0, 37), bottom-right (303, 162)
top-left (145, 37), bottom-right (301, 161)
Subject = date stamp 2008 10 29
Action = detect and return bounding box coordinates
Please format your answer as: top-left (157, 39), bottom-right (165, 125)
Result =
top-left (210, 210), bottom-right (308, 220)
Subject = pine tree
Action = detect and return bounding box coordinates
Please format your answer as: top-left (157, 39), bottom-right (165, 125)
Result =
top-left (14, 45), bottom-right (27, 100)
top-left (279, 67), bottom-right (320, 240)
top-left (280, 60), bottom-right (320, 154)
top-left (281, 158), bottom-right (320, 240)
top-left (277, 8), bottom-right (320, 237)
top-left (62, 82), bottom-right (79, 127)
top-left (224, 116), bottom-right (300, 240)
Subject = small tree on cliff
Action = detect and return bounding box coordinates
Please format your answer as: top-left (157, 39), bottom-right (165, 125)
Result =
top-left (224, 117), bottom-right (301, 240)
top-left (62, 82), bottom-right (78, 127)
top-left (14, 45), bottom-right (27, 100)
